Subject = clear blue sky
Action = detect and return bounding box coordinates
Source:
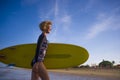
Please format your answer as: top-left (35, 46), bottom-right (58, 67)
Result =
top-left (0, 0), bottom-right (120, 66)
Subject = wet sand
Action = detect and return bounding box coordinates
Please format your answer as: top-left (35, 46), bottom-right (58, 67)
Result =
top-left (0, 67), bottom-right (120, 80)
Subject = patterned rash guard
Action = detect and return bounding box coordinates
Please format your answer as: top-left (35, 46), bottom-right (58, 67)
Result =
top-left (31, 33), bottom-right (48, 67)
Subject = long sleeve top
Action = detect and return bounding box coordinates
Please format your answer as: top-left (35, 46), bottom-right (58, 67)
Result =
top-left (31, 33), bottom-right (48, 67)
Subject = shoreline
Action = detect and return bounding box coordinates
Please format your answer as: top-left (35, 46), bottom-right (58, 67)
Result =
top-left (48, 68), bottom-right (120, 78)
top-left (0, 67), bottom-right (120, 80)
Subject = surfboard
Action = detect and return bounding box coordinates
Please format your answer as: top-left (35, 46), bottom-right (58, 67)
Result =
top-left (0, 43), bottom-right (89, 69)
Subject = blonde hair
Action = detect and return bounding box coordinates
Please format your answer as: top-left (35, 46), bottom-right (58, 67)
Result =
top-left (39, 20), bottom-right (52, 31)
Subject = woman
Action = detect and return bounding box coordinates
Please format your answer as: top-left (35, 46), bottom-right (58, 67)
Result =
top-left (31, 21), bottom-right (52, 80)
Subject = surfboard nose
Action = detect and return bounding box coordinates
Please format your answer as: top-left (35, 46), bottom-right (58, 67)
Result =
top-left (0, 54), bottom-right (6, 59)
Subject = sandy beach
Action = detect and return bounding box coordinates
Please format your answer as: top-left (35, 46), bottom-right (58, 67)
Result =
top-left (0, 63), bottom-right (120, 80)
top-left (0, 67), bottom-right (120, 80)
top-left (49, 68), bottom-right (120, 78)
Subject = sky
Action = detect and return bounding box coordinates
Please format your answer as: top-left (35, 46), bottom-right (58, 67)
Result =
top-left (0, 0), bottom-right (120, 66)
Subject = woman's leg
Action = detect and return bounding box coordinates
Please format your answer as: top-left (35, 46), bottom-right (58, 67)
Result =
top-left (38, 62), bottom-right (50, 80)
top-left (31, 63), bottom-right (40, 80)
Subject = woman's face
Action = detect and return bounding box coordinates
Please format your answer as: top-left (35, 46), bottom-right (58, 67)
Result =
top-left (46, 25), bottom-right (52, 34)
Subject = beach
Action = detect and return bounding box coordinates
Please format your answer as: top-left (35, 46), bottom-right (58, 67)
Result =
top-left (0, 67), bottom-right (120, 80)
top-left (49, 68), bottom-right (120, 78)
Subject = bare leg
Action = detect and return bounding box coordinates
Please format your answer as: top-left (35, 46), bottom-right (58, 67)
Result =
top-left (31, 71), bottom-right (40, 80)
top-left (31, 63), bottom-right (40, 80)
top-left (31, 62), bottom-right (50, 80)
top-left (38, 62), bottom-right (50, 80)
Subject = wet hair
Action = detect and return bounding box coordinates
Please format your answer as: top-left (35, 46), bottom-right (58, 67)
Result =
top-left (39, 20), bottom-right (52, 31)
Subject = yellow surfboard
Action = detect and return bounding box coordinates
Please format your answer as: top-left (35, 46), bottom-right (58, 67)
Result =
top-left (0, 43), bottom-right (89, 69)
